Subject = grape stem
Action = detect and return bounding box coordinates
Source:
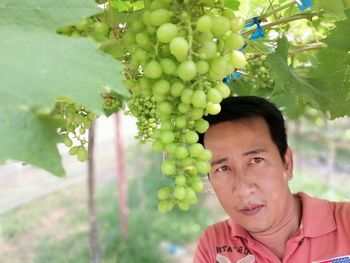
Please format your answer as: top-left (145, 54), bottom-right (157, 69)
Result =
top-left (242, 11), bottom-right (319, 37)
top-left (289, 42), bottom-right (326, 54)
top-left (245, 0), bottom-right (297, 23)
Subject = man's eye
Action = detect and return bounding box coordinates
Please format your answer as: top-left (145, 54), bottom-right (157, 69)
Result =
top-left (216, 165), bottom-right (230, 172)
top-left (248, 157), bottom-right (264, 166)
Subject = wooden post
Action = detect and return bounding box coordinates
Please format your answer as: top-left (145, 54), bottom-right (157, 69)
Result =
top-left (116, 112), bottom-right (128, 239)
top-left (88, 119), bottom-right (100, 263)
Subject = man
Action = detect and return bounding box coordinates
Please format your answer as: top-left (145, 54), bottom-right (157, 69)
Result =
top-left (194, 96), bottom-right (350, 263)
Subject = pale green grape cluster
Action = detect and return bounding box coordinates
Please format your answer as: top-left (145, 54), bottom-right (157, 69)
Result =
top-left (126, 94), bottom-right (159, 143)
top-left (101, 92), bottom-right (123, 112)
top-left (57, 18), bottom-right (110, 41)
top-left (54, 102), bottom-right (95, 162)
top-left (244, 54), bottom-right (275, 89)
top-left (123, 0), bottom-right (247, 212)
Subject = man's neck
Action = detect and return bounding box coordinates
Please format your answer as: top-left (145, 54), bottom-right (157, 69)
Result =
top-left (249, 196), bottom-right (302, 260)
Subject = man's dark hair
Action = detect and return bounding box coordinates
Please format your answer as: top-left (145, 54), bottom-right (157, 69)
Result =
top-left (198, 96), bottom-right (288, 161)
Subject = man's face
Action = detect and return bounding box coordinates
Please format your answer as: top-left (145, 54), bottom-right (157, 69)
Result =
top-left (204, 117), bottom-right (293, 233)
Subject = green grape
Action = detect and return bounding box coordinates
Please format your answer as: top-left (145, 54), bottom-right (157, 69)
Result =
top-left (69, 146), bottom-right (79, 155)
top-left (157, 187), bottom-right (172, 200)
top-left (215, 82), bottom-right (231, 98)
top-left (196, 60), bottom-right (209, 74)
top-left (191, 89), bottom-right (207, 108)
top-left (150, 9), bottom-right (171, 26)
top-left (157, 23), bottom-right (178, 43)
top-left (190, 177), bottom-right (204, 192)
top-left (191, 107), bottom-right (204, 120)
top-left (185, 188), bottom-right (198, 204)
top-left (196, 15), bottom-right (212, 32)
top-left (209, 56), bottom-right (228, 80)
top-left (158, 101), bottom-right (173, 116)
top-left (230, 50), bottom-right (247, 68)
top-left (153, 79), bottom-right (171, 95)
top-left (175, 116), bottom-right (187, 128)
top-left (184, 130), bottom-right (199, 144)
top-left (206, 102), bottom-right (221, 115)
top-left (195, 160), bottom-right (211, 174)
top-left (92, 22), bottom-right (109, 35)
top-left (211, 16), bottom-right (230, 37)
top-left (158, 199), bottom-right (174, 213)
top-left (152, 140), bottom-right (164, 152)
top-left (231, 16), bottom-right (245, 32)
top-left (64, 136), bottom-right (73, 147)
top-left (178, 102), bottom-right (190, 113)
top-left (161, 159), bottom-right (176, 175)
top-left (76, 19), bottom-right (90, 31)
top-left (207, 88), bottom-right (223, 104)
top-left (174, 186), bottom-right (186, 200)
top-left (170, 81), bottom-right (185, 97)
top-left (189, 143), bottom-right (204, 157)
top-left (177, 60), bottom-right (197, 81)
top-left (224, 33), bottom-right (245, 50)
top-left (77, 147), bottom-right (88, 162)
top-left (136, 32), bottom-right (150, 46)
top-left (160, 130), bottom-right (175, 144)
top-left (175, 174), bottom-right (187, 185)
top-left (198, 41), bottom-right (217, 59)
top-left (165, 142), bottom-right (178, 154)
top-left (195, 118), bottom-right (209, 133)
top-left (181, 88), bottom-right (194, 104)
top-left (178, 201), bottom-right (190, 211)
top-left (170, 37), bottom-right (189, 61)
top-left (198, 149), bottom-right (212, 161)
top-left (160, 58), bottom-right (177, 75)
top-left (144, 61), bottom-right (162, 79)
top-left (175, 146), bottom-right (189, 159)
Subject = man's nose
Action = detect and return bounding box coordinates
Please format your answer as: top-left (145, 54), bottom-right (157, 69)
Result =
top-left (233, 171), bottom-right (255, 198)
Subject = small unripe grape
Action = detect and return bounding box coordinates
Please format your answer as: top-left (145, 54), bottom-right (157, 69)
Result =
top-left (185, 188), bottom-right (198, 204)
top-left (196, 160), bottom-right (211, 174)
top-left (191, 107), bottom-right (204, 120)
top-left (175, 116), bottom-right (187, 128)
top-left (190, 177), bottom-right (204, 192)
top-left (158, 101), bottom-right (173, 116)
top-left (196, 60), bottom-right (209, 74)
top-left (69, 146), bottom-right (79, 156)
top-left (198, 149), bottom-right (213, 161)
top-left (136, 32), bottom-right (150, 46)
top-left (178, 102), bottom-right (190, 113)
top-left (152, 140), bottom-right (164, 152)
top-left (209, 56), bottom-right (227, 80)
top-left (198, 41), bottom-right (217, 59)
top-left (178, 201), bottom-right (190, 211)
top-left (92, 22), bottom-right (109, 35)
top-left (165, 142), bottom-right (178, 154)
top-left (158, 200), bottom-right (173, 212)
top-left (175, 146), bottom-right (189, 159)
top-left (64, 137), bottom-right (73, 147)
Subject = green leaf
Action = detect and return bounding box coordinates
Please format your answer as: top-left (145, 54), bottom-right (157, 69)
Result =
top-left (224, 0), bottom-right (240, 10)
top-left (309, 49), bottom-right (350, 118)
top-left (313, 0), bottom-right (346, 20)
top-left (323, 10), bottom-right (350, 51)
top-left (0, 109), bottom-right (65, 176)
top-left (0, 0), bottom-right (129, 175)
top-left (0, 0), bottom-right (101, 31)
top-left (266, 37), bottom-right (330, 118)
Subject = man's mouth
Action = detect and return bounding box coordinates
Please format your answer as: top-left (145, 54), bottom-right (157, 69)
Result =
top-left (239, 204), bottom-right (264, 216)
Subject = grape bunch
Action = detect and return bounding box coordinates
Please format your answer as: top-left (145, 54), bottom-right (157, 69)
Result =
top-left (53, 102), bottom-right (95, 162)
top-left (122, 0), bottom-right (247, 212)
top-left (243, 54), bottom-right (275, 90)
top-left (126, 94), bottom-right (159, 143)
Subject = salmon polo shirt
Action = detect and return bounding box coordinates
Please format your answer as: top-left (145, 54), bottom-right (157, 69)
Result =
top-left (194, 192), bottom-right (350, 263)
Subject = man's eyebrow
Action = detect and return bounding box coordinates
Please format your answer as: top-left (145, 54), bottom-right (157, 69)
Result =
top-left (242, 148), bottom-right (267, 156)
top-left (210, 157), bottom-right (228, 166)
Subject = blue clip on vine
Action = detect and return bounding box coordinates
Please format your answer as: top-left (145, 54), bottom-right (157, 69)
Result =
top-left (296, 0), bottom-right (312, 11)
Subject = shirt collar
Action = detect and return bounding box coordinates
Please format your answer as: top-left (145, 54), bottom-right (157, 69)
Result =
top-left (296, 192), bottom-right (336, 237)
top-left (227, 192), bottom-right (336, 239)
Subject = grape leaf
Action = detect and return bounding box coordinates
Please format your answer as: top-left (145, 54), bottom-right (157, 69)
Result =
top-left (322, 10), bottom-right (350, 51)
top-left (0, 0), bottom-right (101, 31)
top-left (224, 0), bottom-right (240, 10)
top-left (266, 37), bottom-right (330, 118)
top-left (313, 0), bottom-right (346, 20)
top-left (0, 0), bottom-right (128, 175)
top-left (0, 109), bottom-right (65, 176)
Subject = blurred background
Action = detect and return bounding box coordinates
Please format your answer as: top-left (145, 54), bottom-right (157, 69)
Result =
top-left (0, 114), bottom-right (349, 263)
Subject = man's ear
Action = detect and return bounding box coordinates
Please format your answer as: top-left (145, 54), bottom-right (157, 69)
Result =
top-left (284, 147), bottom-right (293, 180)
